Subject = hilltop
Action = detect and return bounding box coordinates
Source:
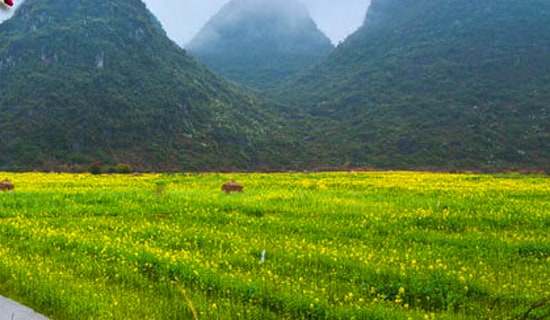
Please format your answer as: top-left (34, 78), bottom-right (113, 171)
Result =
top-left (0, 0), bottom-right (299, 171)
top-left (188, 0), bottom-right (334, 90)
top-left (278, 0), bottom-right (550, 169)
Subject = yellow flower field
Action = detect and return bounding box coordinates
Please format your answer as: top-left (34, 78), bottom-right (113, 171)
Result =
top-left (0, 172), bottom-right (548, 319)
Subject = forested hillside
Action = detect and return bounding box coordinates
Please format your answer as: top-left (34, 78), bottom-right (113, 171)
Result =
top-left (278, 0), bottom-right (550, 169)
top-left (0, 0), bottom-right (300, 171)
top-left (1, 0), bottom-right (548, 171)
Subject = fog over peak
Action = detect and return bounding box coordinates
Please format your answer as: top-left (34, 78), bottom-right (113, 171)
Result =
top-left (227, 0), bottom-right (310, 12)
top-left (1, 0), bottom-right (370, 46)
top-left (218, 0), bottom-right (312, 24)
top-left (143, 0), bottom-right (370, 46)
top-left (186, 0), bottom-right (334, 90)
top-left (187, 0), bottom-right (325, 51)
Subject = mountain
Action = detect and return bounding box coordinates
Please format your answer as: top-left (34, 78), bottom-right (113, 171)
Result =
top-left (280, 0), bottom-right (550, 170)
top-left (187, 0), bottom-right (334, 91)
top-left (0, 0), bottom-right (299, 171)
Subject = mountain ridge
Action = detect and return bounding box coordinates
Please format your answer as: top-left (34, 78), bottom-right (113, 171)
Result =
top-left (276, 0), bottom-right (550, 170)
top-left (188, 0), bottom-right (334, 91)
top-left (0, 0), bottom-right (299, 171)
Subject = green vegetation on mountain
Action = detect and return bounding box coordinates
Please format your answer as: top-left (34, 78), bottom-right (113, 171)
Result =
top-left (188, 0), bottom-right (334, 91)
top-left (279, 0), bottom-right (550, 170)
top-left (0, 0), bottom-right (300, 171)
top-left (1, 0), bottom-right (548, 171)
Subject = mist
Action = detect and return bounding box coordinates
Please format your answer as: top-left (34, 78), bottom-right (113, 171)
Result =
top-left (143, 0), bottom-right (370, 46)
top-left (1, 1), bottom-right (370, 45)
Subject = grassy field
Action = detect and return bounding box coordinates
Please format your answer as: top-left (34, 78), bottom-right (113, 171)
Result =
top-left (0, 172), bottom-right (548, 319)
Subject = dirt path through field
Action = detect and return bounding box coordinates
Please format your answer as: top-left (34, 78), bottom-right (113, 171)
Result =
top-left (0, 296), bottom-right (47, 320)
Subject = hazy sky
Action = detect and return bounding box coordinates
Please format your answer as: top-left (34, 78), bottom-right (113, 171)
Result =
top-left (143, 0), bottom-right (371, 46)
top-left (1, 1), bottom-right (371, 45)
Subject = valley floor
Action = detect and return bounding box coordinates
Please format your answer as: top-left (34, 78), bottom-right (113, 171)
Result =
top-left (0, 172), bottom-right (548, 319)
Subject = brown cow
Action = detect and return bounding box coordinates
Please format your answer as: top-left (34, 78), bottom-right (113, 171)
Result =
top-left (0, 180), bottom-right (14, 192)
top-left (222, 181), bottom-right (244, 193)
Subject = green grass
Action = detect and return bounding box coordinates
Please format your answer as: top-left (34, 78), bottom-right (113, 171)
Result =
top-left (0, 172), bottom-right (548, 319)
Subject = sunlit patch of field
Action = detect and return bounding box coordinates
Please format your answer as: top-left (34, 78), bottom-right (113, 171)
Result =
top-left (0, 172), bottom-right (548, 319)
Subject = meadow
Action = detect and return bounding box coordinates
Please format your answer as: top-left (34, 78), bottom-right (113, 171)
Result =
top-left (0, 172), bottom-right (548, 319)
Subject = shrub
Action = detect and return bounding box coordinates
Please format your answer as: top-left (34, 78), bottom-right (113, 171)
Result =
top-left (104, 164), bottom-right (133, 174)
top-left (114, 164), bottom-right (132, 174)
top-left (89, 162), bottom-right (103, 175)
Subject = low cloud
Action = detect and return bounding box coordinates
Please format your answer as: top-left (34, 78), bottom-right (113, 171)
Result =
top-left (1, 0), bottom-right (370, 46)
top-left (143, 0), bottom-right (370, 46)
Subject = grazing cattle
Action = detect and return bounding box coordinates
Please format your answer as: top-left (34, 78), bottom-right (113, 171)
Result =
top-left (0, 180), bottom-right (14, 192)
top-left (222, 181), bottom-right (244, 193)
